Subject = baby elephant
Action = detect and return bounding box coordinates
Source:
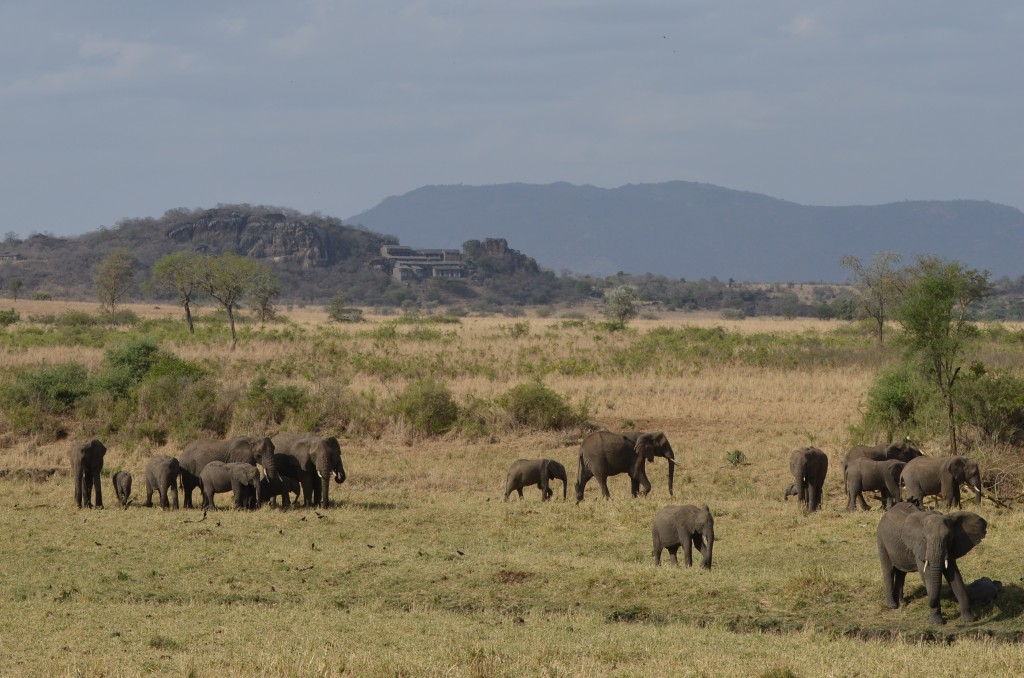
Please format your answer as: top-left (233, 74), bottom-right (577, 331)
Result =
top-left (112, 471), bottom-right (132, 508)
top-left (145, 455), bottom-right (180, 510)
top-left (652, 504), bottom-right (715, 569)
top-left (504, 458), bottom-right (567, 501)
top-left (846, 458), bottom-right (905, 510)
top-left (200, 461), bottom-right (262, 510)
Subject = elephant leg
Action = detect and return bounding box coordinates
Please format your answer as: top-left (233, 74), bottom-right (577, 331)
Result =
top-left (74, 472), bottom-right (84, 508)
top-left (808, 483), bottom-right (821, 511)
top-left (945, 563), bottom-right (975, 622)
top-left (690, 534), bottom-right (705, 568)
top-left (597, 475), bottom-right (612, 500)
top-left (683, 535), bottom-right (694, 568)
top-left (892, 569), bottom-right (906, 607)
top-left (92, 467), bottom-right (103, 508)
top-left (635, 471), bottom-right (652, 497)
top-left (182, 475), bottom-right (196, 509)
top-left (169, 482), bottom-right (179, 510)
top-left (878, 543), bottom-right (901, 609)
top-left (667, 545), bottom-right (680, 567)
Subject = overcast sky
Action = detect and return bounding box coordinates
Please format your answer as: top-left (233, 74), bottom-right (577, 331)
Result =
top-left (2, 1), bottom-right (1021, 237)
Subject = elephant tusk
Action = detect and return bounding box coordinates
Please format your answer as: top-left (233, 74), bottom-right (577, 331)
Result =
top-left (971, 485), bottom-right (982, 494)
top-left (923, 560), bottom-right (928, 573)
top-left (317, 471), bottom-right (324, 479)
top-left (944, 558), bottom-right (949, 570)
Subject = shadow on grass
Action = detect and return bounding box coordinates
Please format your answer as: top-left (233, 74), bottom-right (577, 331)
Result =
top-left (347, 500), bottom-right (407, 511)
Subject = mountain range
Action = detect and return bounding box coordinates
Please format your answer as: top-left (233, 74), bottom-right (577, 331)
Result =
top-left (348, 181), bottom-right (1024, 282)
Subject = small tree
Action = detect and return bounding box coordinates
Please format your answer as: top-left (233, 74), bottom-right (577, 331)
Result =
top-left (840, 252), bottom-right (905, 345)
top-left (603, 285), bottom-right (639, 329)
top-left (6, 278), bottom-right (23, 301)
top-left (248, 265), bottom-right (281, 323)
top-left (895, 255), bottom-right (990, 455)
top-left (200, 253), bottom-right (261, 350)
top-left (147, 252), bottom-right (205, 334)
top-left (93, 248), bottom-right (136, 311)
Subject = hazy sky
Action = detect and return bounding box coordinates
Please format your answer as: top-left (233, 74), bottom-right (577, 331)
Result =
top-left (2, 1), bottom-right (1021, 237)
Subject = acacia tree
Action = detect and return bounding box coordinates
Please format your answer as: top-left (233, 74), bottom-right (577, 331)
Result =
top-left (840, 251), bottom-right (905, 345)
top-left (248, 265), bottom-right (281, 322)
top-left (93, 248), bottom-right (136, 311)
top-left (147, 252), bottom-right (205, 334)
top-left (895, 255), bottom-right (990, 455)
top-left (603, 284), bottom-right (639, 329)
top-left (200, 253), bottom-right (261, 349)
top-left (6, 278), bottom-right (23, 301)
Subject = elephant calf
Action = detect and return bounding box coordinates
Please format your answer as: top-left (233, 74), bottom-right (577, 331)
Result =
top-left (112, 471), bottom-right (132, 508)
top-left (846, 458), bottom-right (905, 511)
top-left (200, 461), bottom-right (262, 510)
top-left (504, 458), bottom-right (567, 502)
top-left (787, 446), bottom-right (828, 512)
top-left (144, 455), bottom-right (180, 510)
top-left (652, 504), bottom-right (714, 569)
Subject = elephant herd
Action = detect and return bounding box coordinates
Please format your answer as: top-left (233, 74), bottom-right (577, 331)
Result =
top-left (68, 433), bottom-right (346, 512)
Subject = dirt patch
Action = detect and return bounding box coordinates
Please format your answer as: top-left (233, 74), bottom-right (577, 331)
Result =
top-left (493, 570), bottom-right (533, 585)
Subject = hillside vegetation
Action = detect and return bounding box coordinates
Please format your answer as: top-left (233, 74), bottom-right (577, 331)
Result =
top-left (0, 302), bottom-right (1023, 676)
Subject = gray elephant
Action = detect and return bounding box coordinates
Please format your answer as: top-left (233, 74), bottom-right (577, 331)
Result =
top-left (845, 458), bottom-right (905, 511)
top-left (271, 433), bottom-right (346, 508)
top-left (69, 439), bottom-right (107, 509)
top-left (787, 446), bottom-right (828, 512)
top-left (575, 430), bottom-right (675, 502)
top-left (112, 471), bottom-right (132, 508)
top-left (200, 461), bottom-right (262, 509)
top-left (876, 501), bottom-right (987, 625)
top-left (504, 458), bottom-right (567, 501)
top-left (144, 455), bottom-right (180, 510)
top-left (844, 441), bottom-right (921, 492)
top-left (179, 436), bottom-right (279, 509)
top-left (652, 504), bottom-right (714, 569)
top-left (902, 456), bottom-right (982, 509)
top-left (258, 453), bottom-right (304, 508)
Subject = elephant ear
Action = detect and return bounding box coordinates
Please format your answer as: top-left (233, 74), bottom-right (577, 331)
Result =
top-left (634, 434), bottom-right (656, 462)
top-left (92, 439), bottom-right (107, 456)
top-left (901, 507), bottom-right (931, 563)
top-left (947, 457), bottom-right (967, 480)
top-left (948, 512), bottom-right (987, 559)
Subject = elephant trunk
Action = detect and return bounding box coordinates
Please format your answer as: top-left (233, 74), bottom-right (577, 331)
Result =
top-left (320, 472), bottom-right (330, 509)
top-left (924, 544), bottom-right (945, 620)
top-left (666, 452), bottom-right (675, 497)
top-left (702, 530), bottom-right (714, 570)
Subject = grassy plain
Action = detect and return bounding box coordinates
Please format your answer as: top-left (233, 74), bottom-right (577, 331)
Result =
top-left (1, 302), bottom-right (1023, 676)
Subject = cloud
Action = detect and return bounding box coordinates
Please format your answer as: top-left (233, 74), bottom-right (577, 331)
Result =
top-left (786, 12), bottom-right (829, 39)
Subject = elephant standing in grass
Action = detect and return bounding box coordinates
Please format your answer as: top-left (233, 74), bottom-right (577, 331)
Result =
top-left (786, 447), bottom-right (828, 512)
top-left (69, 439), bottom-right (107, 509)
top-left (144, 455), bottom-right (180, 510)
top-left (179, 436), bottom-right (279, 509)
top-left (504, 459), bottom-right (567, 501)
top-left (112, 471), bottom-right (132, 508)
top-left (845, 458), bottom-right (905, 511)
top-left (271, 433), bottom-right (346, 509)
top-left (200, 461), bottom-right (262, 509)
top-left (652, 504), bottom-right (714, 569)
top-left (575, 431), bottom-right (675, 503)
top-left (901, 456), bottom-right (982, 509)
top-left (259, 453), bottom-right (304, 508)
top-left (843, 441), bottom-right (922, 509)
top-left (877, 501), bottom-right (987, 625)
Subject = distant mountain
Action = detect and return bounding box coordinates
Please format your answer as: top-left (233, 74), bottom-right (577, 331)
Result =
top-left (347, 182), bottom-right (1024, 281)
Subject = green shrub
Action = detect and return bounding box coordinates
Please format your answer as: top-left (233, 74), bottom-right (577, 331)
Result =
top-left (134, 375), bottom-right (230, 444)
top-left (0, 309), bottom-right (19, 327)
top-left (0, 362), bottom-right (91, 415)
top-left (232, 376), bottom-right (309, 430)
top-left (498, 381), bottom-right (589, 431)
top-left (391, 378), bottom-right (459, 437)
top-left (858, 365), bottom-right (926, 440)
top-left (957, 364), bottom-right (1024, 444)
top-left (31, 292), bottom-right (52, 301)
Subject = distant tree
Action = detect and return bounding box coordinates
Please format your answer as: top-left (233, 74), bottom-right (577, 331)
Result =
top-left (147, 252), bottom-right (205, 334)
top-left (840, 252), bottom-right (905, 345)
top-left (248, 265), bottom-right (281, 322)
top-left (328, 292), bottom-right (364, 323)
top-left (778, 292), bottom-right (800, 319)
top-left (6, 278), bottom-right (23, 301)
top-left (603, 285), bottom-right (639, 329)
top-left (200, 253), bottom-right (261, 350)
top-left (93, 248), bottom-right (136, 311)
top-left (895, 255), bottom-right (990, 455)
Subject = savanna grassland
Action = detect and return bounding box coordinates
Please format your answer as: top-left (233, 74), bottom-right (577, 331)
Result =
top-left (2, 301), bottom-right (1024, 677)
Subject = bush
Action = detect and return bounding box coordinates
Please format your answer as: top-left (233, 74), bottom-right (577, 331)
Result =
top-left (857, 365), bottom-right (927, 441)
top-left (391, 378), bottom-right (459, 437)
top-left (133, 376), bottom-right (230, 444)
top-left (498, 381), bottom-right (589, 431)
top-left (957, 364), bottom-right (1024, 445)
top-left (0, 309), bottom-right (19, 327)
top-left (0, 362), bottom-right (92, 436)
top-left (232, 376), bottom-right (309, 430)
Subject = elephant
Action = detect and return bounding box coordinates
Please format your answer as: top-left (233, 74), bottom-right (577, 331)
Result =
top-left (843, 441), bottom-right (922, 509)
top-left (271, 433), bottom-right (346, 508)
top-left (200, 461), bottom-right (263, 509)
top-left (902, 456), bottom-right (983, 509)
top-left (787, 446), bottom-right (828, 512)
top-left (258, 453), bottom-right (304, 508)
top-left (876, 501), bottom-right (987, 625)
top-left (575, 430), bottom-right (675, 503)
top-left (652, 504), bottom-right (714, 569)
top-left (178, 436), bottom-right (279, 509)
top-left (845, 458), bottom-right (905, 511)
top-left (112, 471), bottom-right (132, 508)
top-left (69, 439), bottom-right (107, 509)
top-left (504, 458), bottom-right (567, 502)
top-left (144, 455), bottom-right (180, 510)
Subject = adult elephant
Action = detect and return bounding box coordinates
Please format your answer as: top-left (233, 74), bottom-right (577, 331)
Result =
top-left (575, 430), bottom-right (675, 503)
top-left (504, 458), bottom-right (567, 502)
top-left (178, 436), bottom-right (279, 509)
top-left (845, 458), bottom-right (905, 511)
top-left (69, 439), bottom-right (107, 509)
top-left (902, 456), bottom-right (983, 509)
top-left (652, 504), bottom-right (714, 569)
top-left (787, 446), bottom-right (828, 512)
top-left (876, 501), bottom-right (987, 625)
top-left (271, 433), bottom-right (346, 508)
top-left (843, 441), bottom-right (922, 509)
